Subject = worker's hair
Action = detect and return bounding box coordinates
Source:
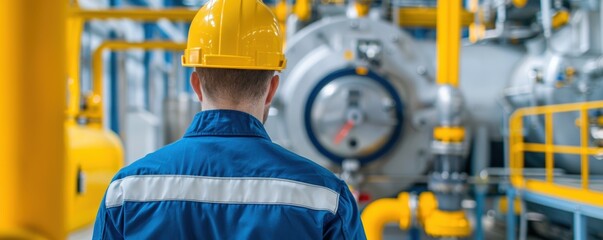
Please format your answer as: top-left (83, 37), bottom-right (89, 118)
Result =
top-left (195, 68), bottom-right (275, 104)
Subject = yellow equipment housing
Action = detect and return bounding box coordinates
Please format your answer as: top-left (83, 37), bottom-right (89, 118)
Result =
top-left (65, 123), bottom-right (124, 231)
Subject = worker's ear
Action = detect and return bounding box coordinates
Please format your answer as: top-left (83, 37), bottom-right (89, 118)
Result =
top-left (190, 71), bottom-right (203, 102)
top-left (265, 74), bottom-right (279, 105)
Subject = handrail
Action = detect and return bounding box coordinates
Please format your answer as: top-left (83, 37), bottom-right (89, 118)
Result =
top-left (89, 41), bottom-right (186, 127)
top-left (509, 101), bottom-right (603, 207)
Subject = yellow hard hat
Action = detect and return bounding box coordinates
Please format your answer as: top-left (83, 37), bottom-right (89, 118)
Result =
top-left (181, 0), bottom-right (287, 71)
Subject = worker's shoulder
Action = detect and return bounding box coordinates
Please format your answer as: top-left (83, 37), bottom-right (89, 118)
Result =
top-left (110, 140), bottom-right (185, 180)
top-left (110, 138), bottom-right (345, 192)
top-left (260, 141), bottom-right (345, 191)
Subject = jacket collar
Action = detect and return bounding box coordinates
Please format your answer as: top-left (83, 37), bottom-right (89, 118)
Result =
top-left (183, 109), bottom-right (270, 140)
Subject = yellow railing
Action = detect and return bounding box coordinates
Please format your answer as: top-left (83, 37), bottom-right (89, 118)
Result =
top-left (509, 101), bottom-right (603, 208)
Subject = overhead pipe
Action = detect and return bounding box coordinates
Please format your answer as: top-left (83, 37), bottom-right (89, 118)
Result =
top-left (66, 5), bottom-right (196, 124)
top-left (89, 41), bottom-right (186, 127)
top-left (395, 7), bottom-right (474, 28)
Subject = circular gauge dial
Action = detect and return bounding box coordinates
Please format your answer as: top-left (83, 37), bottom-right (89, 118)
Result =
top-left (305, 69), bottom-right (403, 164)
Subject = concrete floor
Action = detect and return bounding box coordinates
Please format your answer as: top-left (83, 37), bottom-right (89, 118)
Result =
top-left (69, 227), bottom-right (93, 240)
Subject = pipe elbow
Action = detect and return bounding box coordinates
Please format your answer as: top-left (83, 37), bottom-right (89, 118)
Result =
top-left (361, 193), bottom-right (410, 240)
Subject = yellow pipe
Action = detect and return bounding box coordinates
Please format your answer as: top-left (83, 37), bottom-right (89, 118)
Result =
top-left (361, 192), bottom-right (437, 240)
top-left (396, 8), bottom-right (474, 28)
top-left (66, 6), bottom-right (195, 123)
top-left (361, 193), bottom-right (410, 240)
top-left (0, 0), bottom-right (67, 238)
top-left (90, 41), bottom-right (186, 126)
top-left (69, 8), bottom-right (196, 21)
top-left (424, 210), bottom-right (471, 237)
top-left (436, 0), bottom-right (461, 87)
top-left (426, 0), bottom-right (470, 237)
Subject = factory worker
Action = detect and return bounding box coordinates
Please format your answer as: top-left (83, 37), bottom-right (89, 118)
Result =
top-left (92, 0), bottom-right (366, 238)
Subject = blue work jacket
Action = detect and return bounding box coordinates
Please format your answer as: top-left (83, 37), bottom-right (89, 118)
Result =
top-left (93, 110), bottom-right (366, 239)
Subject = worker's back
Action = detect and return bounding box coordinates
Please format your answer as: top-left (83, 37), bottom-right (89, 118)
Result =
top-left (93, 110), bottom-right (365, 239)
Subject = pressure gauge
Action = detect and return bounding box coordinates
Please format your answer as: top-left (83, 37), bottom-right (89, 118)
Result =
top-left (304, 68), bottom-right (404, 165)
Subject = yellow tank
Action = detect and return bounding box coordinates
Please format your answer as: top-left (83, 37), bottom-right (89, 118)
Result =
top-left (65, 123), bottom-right (124, 231)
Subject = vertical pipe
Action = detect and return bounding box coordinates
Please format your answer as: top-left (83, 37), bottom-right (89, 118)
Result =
top-left (109, 0), bottom-right (121, 133)
top-left (518, 200), bottom-right (527, 240)
top-left (436, 0), bottom-right (461, 87)
top-left (436, 0), bottom-right (450, 86)
top-left (0, 0), bottom-right (66, 239)
top-left (506, 188), bottom-right (516, 240)
top-left (473, 126), bottom-right (489, 240)
top-left (117, 53), bottom-right (128, 140)
top-left (474, 188), bottom-right (486, 240)
top-left (144, 23), bottom-right (154, 111)
top-left (573, 211), bottom-right (587, 240)
top-left (600, 0), bottom-right (603, 52)
top-left (541, 0), bottom-right (552, 39)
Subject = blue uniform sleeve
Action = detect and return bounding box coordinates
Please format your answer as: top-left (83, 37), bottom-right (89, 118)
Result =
top-left (323, 182), bottom-right (366, 239)
top-left (92, 195), bottom-right (124, 240)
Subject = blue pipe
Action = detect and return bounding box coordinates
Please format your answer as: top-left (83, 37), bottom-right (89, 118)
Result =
top-left (506, 187), bottom-right (516, 240)
top-left (109, 0), bottom-right (122, 134)
top-left (143, 23), bottom-right (154, 110)
top-left (474, 187), bottom-right (486, 240)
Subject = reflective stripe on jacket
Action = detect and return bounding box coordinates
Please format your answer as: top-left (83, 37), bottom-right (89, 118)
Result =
top-left (93, 110), bottom-right (366, 239)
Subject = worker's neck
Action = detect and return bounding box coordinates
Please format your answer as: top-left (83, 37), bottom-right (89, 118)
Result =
top-left (201, 100), bottom-right (265, 123)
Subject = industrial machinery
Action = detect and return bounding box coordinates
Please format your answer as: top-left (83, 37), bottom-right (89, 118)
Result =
top-left (265, 16), bottom-right (437, 199)
top-left (266, 0), bottom-right (491, 238)
top-left (503, 1), bottom-right (603, 238)
top-left (506, 0), bottom-right (603, 174)
top-left (267, 0), bottom-right (603, 239)
top-left (64, 122), bottom-right (124, 231)
top-left (12, 0), bottom-right (600, 238)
